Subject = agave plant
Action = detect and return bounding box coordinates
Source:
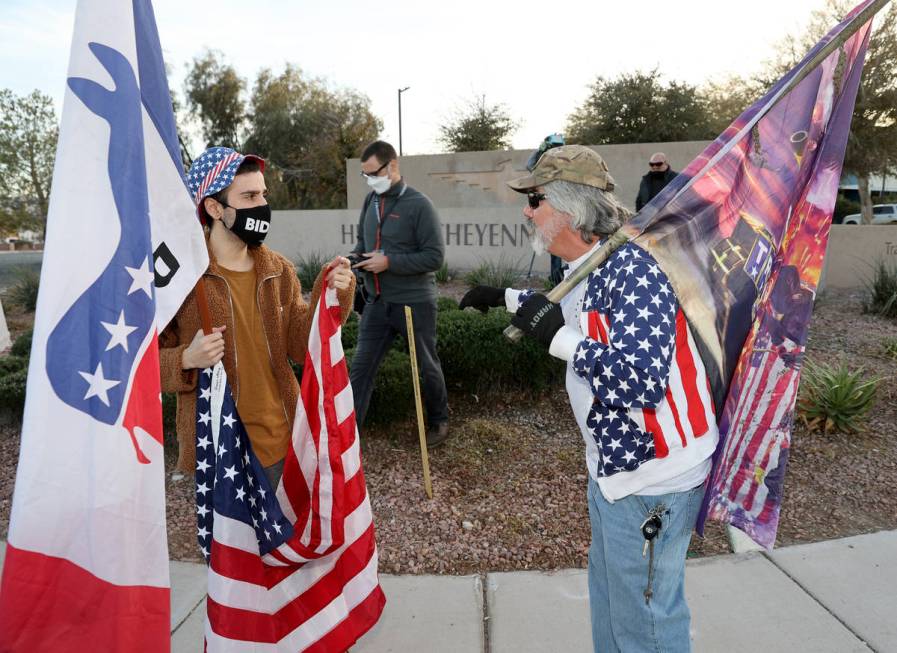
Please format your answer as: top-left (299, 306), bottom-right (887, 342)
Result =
top-left (797, 360), bottom-right (881, 434)
top-left (6, 266), bottom-right (41, 312)
top-left (464, 256), bottom-right (522, 288)
top-left (294, 251), bottom-right (335, 291)
top-left (883, 337), bottom-right (897, 361)
top-left (862, 259), bottom-right (897, 319)
top-left (435, 262), bottom-right (452, 283)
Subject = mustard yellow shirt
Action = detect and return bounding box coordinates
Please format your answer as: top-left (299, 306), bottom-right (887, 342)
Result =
top-left (218, 266), bottom-right (291, 467)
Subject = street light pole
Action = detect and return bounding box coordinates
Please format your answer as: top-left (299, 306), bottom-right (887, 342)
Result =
top-left (398, 86), bottom-right (410, 156)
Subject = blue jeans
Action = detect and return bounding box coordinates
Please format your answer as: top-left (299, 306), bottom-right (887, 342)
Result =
top-left (587, 478), bottom-right (704, 653)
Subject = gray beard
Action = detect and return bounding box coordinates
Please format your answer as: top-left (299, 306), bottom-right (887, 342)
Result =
top-left (530, 217), bottom-right (563, 257)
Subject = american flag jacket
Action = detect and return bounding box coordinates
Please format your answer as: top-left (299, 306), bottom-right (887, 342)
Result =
top-left (509, 241), bottom-right (719, 500)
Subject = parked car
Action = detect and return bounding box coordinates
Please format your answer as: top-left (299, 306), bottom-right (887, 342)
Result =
top-left (842, 204), bottom-right (897, 224)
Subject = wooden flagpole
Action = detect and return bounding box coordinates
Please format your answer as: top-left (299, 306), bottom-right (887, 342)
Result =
top-left (194, 277), bottom-right (213, 336)
top-left (404, 305), bottom-right (433, 499)
top-left (503, 0), bottom-right (892, 342)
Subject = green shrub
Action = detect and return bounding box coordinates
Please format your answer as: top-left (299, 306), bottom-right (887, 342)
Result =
top-left (437, 308), bottom-right (563, 393)
top-left (0, 355), bottom-right (27, 376)
top-left (10, 330), bottom-right (33, 358)
top-left (863, 259), bottom-right (897, 319)
top-left (436, 296), bottom-right (459, 312)
top-left (464, 256), bottom-right (524, 288)
top-left (0, 368), bottom-right (28, 417)
top-left (435, 262), bottom-right (452, 283)
top-left (162, 392), bottom-right (177, 436)
top-left (295, 251), bottom-right (335, 292)
top-left (798, 360), bottom-right (880, 433)
top-left (341, 311), bottom-right (359, 350)
top-left (333, 300), bottom-right (562, 425)
top-left (345, 346), bottom-right (413, 425)
top-left (7, 267), bottom-right (40, 312)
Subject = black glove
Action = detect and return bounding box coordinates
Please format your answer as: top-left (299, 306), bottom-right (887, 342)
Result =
top-left (459, 285), bottom-right (506, 313)
top-left (511, 293), bottom-right (564, 347)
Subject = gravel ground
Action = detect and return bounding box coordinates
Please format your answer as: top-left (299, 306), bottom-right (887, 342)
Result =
top-left (0, 287), bottom-right (894, 573)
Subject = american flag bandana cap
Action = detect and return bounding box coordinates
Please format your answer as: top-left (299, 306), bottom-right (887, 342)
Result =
top-left (185, 146), bottom-right (265, 222)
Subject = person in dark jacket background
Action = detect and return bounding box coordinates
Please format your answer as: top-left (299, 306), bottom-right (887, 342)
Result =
top-left (350, 140), bottom-right (450, 446)
top-left (635, 152), bottom-right (677, 211)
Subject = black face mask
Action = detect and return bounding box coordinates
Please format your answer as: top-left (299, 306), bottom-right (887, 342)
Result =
top-left (221, 202), bottom-right (272, 247)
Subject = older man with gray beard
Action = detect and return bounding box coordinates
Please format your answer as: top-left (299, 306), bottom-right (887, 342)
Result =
top-left (460, 145), bottom-right (718, 653)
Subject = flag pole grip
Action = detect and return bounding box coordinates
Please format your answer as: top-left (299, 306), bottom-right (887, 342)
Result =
top-left (503, 231), bottom-right (631, 342)
top-left (194, 277), bottom-right (214, 336)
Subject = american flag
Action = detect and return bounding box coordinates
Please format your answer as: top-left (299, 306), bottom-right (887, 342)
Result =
top-left (197, 286), bottom-right (385, 651)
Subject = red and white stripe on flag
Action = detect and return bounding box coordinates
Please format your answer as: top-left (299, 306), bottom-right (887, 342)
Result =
top-left (204, 286), bottom-right (385, 651)
top-left (0, 1), bottom-right (208, 650)
top-left (586, 308), bottom-right (716, 456)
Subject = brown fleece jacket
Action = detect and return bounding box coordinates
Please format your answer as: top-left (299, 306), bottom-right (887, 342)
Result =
top-left (160, 244), bottom-right (354, 472)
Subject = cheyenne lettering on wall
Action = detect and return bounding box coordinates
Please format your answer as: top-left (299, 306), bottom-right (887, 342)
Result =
top-left (341, 222), bottom-right (534, 248)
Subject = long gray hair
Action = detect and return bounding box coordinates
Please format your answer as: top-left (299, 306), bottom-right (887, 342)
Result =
top-left (544, 180), bottom-right (632, 243)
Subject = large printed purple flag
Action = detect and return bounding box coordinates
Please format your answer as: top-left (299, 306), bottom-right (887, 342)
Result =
top-left (620, 1), bottom-right (874, 547)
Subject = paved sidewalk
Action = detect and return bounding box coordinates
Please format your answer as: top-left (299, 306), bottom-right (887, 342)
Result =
top-left (170, 529), bottom-right (895, 652)
top-left (3, 530), bottom-right (896, 651)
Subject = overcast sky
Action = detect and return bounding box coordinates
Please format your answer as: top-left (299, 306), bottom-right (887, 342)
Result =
top-left (1, 0), bottom-right (842, 154)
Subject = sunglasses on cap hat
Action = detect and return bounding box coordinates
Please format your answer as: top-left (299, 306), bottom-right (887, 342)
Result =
top-left (527, 191), bottom-right (547, 209)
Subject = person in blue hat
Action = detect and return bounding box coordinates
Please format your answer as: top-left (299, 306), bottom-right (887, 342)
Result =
top-left (160, 147), bottom-right (355, 486)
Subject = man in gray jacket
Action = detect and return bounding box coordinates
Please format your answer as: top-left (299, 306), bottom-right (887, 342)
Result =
top-left (350, 140), bottom-right (450, 446)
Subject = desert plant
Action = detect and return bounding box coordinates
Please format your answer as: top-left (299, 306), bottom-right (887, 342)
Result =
top-left (6, 267), bottom-right (40, 312)
top-left (862, 259), bottom-right (897, 319)
top-left (295, 251), bottom-right (335, 292)
top-left (797, 360), bottom-right (881, 433)
top-left (883, 337), bottom-right (897, 360)
top-left (435, 263), bottom-right (452, 284)
top-left (464, 256), bottom-right (522, 288)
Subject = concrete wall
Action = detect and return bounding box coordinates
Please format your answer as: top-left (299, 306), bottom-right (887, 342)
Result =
top-left (821, 224), bottom-right (897, 289)
top-left (346, 142), bottom-right (712, 212)
top-left (266, 212), bottom-right (897, 286)
top-left (273, 143), bottom-right (897, 287)
top-left (266, 207), bottom-right (551, 275)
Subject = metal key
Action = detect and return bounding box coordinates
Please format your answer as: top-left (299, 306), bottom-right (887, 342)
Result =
top-left (639, 505), bottom-right (667, 604)
top-left (640, 514), bottom-right (662, 557)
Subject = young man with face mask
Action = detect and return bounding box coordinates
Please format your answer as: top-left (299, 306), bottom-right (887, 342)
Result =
top-left (349, 140), bottom-right (450, 446)
top-left (160, 147), bottom-right (355, 486)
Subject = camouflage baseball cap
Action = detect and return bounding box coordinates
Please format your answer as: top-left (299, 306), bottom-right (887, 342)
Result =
top-left (507, 145), bottom-right (615, 193)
